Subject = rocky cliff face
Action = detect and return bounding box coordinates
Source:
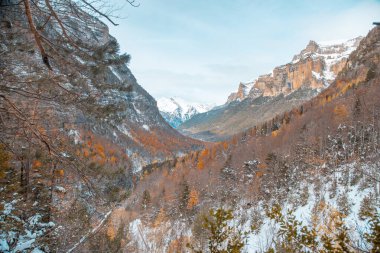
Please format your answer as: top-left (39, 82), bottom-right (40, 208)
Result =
top-left (226, 82), bottom-right (254, 103)
top-left (1, 6), bottom-right (202, 170)
top-left (228, 37), bottom-right (362, 102)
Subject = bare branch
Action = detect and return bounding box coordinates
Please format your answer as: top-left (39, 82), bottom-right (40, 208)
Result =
top-left (80, 0), bottom-right (119, 26)
top-left (126, 0), bottom-right (140, 8)
top-left (23, 0), bottom-right (52, 70)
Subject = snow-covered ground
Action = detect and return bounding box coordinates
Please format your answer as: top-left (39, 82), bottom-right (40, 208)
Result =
top-left (125, 159), bottom-right (378, 252)
top-left (0, 197), bottom-right (55, 253)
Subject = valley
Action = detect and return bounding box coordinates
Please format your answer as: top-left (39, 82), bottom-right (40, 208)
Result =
top-left (0, 1), bottom-right (379, 253)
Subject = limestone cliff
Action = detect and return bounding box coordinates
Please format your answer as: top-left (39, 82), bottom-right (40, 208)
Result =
top-left (228, 37), bottom-right (362, 102)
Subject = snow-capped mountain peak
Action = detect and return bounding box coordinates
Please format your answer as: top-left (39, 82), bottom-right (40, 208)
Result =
top-left (157, 97), bottom-right (214, 128)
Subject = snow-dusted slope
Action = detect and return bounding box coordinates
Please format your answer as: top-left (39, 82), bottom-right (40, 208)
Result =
top-left (292, 37), bottom-right (362, 86)
top-left (157, 97), bottom-right (214, 128)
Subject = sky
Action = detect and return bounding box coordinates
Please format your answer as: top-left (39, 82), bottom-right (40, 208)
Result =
top-left (107, 0), bottom-right (380, 105)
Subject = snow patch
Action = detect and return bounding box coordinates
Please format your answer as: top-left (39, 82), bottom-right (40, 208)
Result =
top-left (68, 129), bottom-right (80, 144)
top-left (157, 97), bottom-right (215, 128)
top-left (109, 66), bottom-right (123, 81)
top-left (117, 125), bottom-right (133, 139)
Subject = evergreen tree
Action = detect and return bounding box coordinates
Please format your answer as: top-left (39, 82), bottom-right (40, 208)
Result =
top-left (179, 180), bottom-right (190, 211)
top-left (188, 208), bottom-right (252, 253)
top-left (141, 190), bottom-right (151, 210)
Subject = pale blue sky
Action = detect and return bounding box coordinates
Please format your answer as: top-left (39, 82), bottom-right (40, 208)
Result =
top-left (108, 0), bottom-right (380, 104)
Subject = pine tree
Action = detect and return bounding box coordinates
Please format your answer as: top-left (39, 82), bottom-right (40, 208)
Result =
top-left (179, 180), bottom-right (190, 211)
top-left (188, 208), bottom-right (251, 253)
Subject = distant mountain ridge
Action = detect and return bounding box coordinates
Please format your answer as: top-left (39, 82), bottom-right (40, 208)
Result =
top-left (157, 97), bottom-right (214, 128)
top-left (179, 37), bottom-right (363, 141)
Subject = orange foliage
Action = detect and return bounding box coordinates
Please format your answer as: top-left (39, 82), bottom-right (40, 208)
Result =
top-left (197, 149), bottom-right (210, 170)
top-left (334, 105), bottom-right (348, 120)
top-left (107, 225), bottom-right (116, 241)
top-left (94, 143), bottom-right (106, 159)
top-left (271, 130), bottom-right (280, 137)
top-left (153, 208), bottom-right (166, 227)
top-left (256, 171), bottom-right (264, 177)
top-left (110, 156), bottom-right (117, 164)
top-left (197, 159), bottom-right (204, 170)
top-left (257, 163), bottom-right (267, 169)
top-left (187, 189), bottom-right (199, 209)
top-left (168, 237), bottom-right (190, 253)
top-left (55, 169), bottom-right (64, 177)
top-left (32, 160), bottom-right (42, 168)
top-left (211, 147), bottom-right (217, 159)
top-left (200, 149), bottom-right (209, 158)
top-left (83, 148), bottom-right (90, 157)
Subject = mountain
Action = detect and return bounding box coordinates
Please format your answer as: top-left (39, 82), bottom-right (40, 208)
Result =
top-left (157, 97), bottom-right (214, 128)
top-left (1, 1), bottom-right (379, 252)
top-left (0, 3), bottom-right (204, 252)
top-left (104, 26), bottom-right (380, 252)
top-left (179, 37), bottom-right (362, 141)
top-left (226, 82), bottom-right (254, 103)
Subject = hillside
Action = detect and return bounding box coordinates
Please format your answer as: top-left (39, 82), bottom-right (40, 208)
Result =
top-left (99, 26), bottom-right (380, 252)
top-left (179, 38), bottom-right (362, 141)
top-left (0, 2), bottom-right (203, 252)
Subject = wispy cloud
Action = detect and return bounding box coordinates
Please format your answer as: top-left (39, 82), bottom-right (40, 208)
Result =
top-left (109, 0), bottom-right (380, 105)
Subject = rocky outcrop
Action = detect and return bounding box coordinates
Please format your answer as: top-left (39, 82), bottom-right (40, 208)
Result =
top-left (227, 37), bottom-right (362, 103)
top-left (227, 82), bottom-right (254, 103)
